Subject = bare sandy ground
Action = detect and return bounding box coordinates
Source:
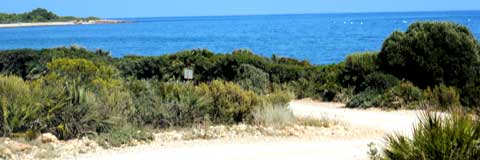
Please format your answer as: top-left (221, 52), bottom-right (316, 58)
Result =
top-left (74, 100), bottom-right (422, 160)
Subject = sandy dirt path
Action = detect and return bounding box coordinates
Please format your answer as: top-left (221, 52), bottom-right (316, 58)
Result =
top-left (74, 100), bottom-right (422, 160)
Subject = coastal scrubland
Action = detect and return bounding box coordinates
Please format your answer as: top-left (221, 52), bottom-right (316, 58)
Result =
top-left (0, 21), bottom-right (480, 159)
top-left (0, 8), bottom-right (99, 24)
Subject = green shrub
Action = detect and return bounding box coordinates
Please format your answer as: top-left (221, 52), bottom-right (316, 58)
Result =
top-left (286, 78), bottom-right (342, 101)
top-left (339, 52), bottom-right (378, 92)
top-left (382, 81), bottom-right (424, 109)
top-left (47, 58), bottom-right (119, 86)
top-left (332, 87), bottom-right (354, 103)
top-left (379, 22), bottom-right (480, 93)
top-left (268, 64), bottom-right (308, 83)
top-left (116, 56), bottom-right (169, 80)
top-left (47, 58), bottom-right (98, 82)
top-left (264, 90), bottom-right (294, 106)
top-left (345, 90), bottom-right (384, 108)
top-left (155, 82), bottom-right (211, 127)
top-left (125, 79), bottom-right (164, 126)
top-left (318, 82), bottom-right (344, 102)
top-left (383, 111), bottom-right (480, 160)
top-left (424, 84), bottom-right (461, 110)
top-left (0, 47), bottom-right (112, 79)
top-left (0, 49), bottom-right (44, 79)
top-left (42, 82), bottom-right (131, 140)
top-left (128, 80), bottom-right (263, 127)
top-left (235, 64), bottom-right (270, 94)
top-left (0, 72), bottom-right (135, 140)
top-left (0, 76), bottom-right (93, 138)
top-left (0, 75), bottom-right (42, 137)
top-left (361, 72), bottom-right (400, 92)
top-left (347, 81), bottom-right (423, 109)
top-left (461, 65), bottom-right (480, 108)
top-left (96, 125), bottom-right (153, 148)
top-left (199, 80), bottom-right (262, 124)
top-left (287, 78), bottom-right (317, 99)
top-left (126, 81), bottom-right (211, 128)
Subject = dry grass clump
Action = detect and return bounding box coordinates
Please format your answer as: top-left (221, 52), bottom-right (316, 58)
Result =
top-left (297, 116), bottom-right (338, 128)
top-left (253, 104), bottom-right (338, 128)
top-left (252, 105), bottom-right (296, 128)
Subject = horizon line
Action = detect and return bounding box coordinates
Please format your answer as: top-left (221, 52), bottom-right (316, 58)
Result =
top-left (105, 9), bottom-right (480, 19)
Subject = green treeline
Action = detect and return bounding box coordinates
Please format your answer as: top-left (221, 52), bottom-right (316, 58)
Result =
top-left (0, 21), bottom-right (479, 150)
top-left (0, 8), bottom-right (100, 24)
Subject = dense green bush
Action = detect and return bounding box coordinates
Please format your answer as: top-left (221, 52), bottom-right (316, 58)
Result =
top-left (0, 46), bottom-right (112, 80)
top-left (361, 72), bottom-right (400, 92)
top-left (383, 111), bottom-right (480, 160)
top-left (234, 64), bottom-right (270, 94)
top-left (287, 78), bottom-right (317, 99)
top-left (382, 81), bottom-right (424, 109)
top-left (318, 82), bottom-right (344, 102)
top-left (339, 52), bottom-right (378, 92)
top-left (116, 49), bottom-right (311, 84)
top-left (46, 58), bottom-right (120, 88)
top-left (0, 49), bottom-right (44, 79)
top-left (346, 81), bottom-right (423, 109)
top-left (0, 75), bottom-right (42, 137)
top-left (461, 64), bottom-right (480, 108)
top-left (155, 82), bottom-right (211, 127)
top-left (379, 22), bottom-right (480, 107)
top-left (199, 80), bottom-right (262, 124)
top-left (127, 80), bottom-right (266, 127)
top-left (124, 80), bottom-right (211, 127)
top-left (345, 90), bottom-right (383, 108)
top-left (0, 74), bottom-right (131, 140)
top-left (264, 90), bottom-right (294, 106)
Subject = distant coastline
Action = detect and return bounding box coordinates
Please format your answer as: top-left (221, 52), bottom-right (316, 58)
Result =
top-left (0, 20), bottom-right (127, 28)
top-left (0, 8), bottom-right (127, 28)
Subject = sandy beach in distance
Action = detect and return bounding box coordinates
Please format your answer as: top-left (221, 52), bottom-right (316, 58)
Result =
top-left (0, 20), bottom-right (126, 28)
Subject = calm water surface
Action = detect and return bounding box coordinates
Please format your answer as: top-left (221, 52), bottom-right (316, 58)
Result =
top-left (1, 11), bottom-right (479, 64)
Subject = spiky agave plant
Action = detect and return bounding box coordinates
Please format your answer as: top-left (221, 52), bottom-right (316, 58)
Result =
top-left (383, 110), bottom-right (480, 160)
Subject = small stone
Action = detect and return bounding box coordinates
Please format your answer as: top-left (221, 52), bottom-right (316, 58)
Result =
top-left (38, 133), bottom-right (58, 144)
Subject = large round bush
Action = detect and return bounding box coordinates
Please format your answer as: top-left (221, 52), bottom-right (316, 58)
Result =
top-left (379, 22), bottom-right (480, 89)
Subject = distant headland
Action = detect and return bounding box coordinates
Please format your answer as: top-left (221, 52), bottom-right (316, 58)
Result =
top-left (0, 8), bottom-right (126, 28)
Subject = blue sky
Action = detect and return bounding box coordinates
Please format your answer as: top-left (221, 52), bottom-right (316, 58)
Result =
top-left (1, 0), bottom-right (479, 18)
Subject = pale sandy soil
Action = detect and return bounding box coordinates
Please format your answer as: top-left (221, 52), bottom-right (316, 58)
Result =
top-left (0, 20), bottom-right (124, 28)
top-left (72, 100), bottom-right (422, 160)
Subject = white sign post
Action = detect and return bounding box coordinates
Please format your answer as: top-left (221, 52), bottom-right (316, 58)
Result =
top-left (183, 68), bottom-right (193, 80)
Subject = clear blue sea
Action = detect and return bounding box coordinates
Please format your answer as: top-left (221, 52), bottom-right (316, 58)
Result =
top-left (1, 11), bottom-right (479, 64)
